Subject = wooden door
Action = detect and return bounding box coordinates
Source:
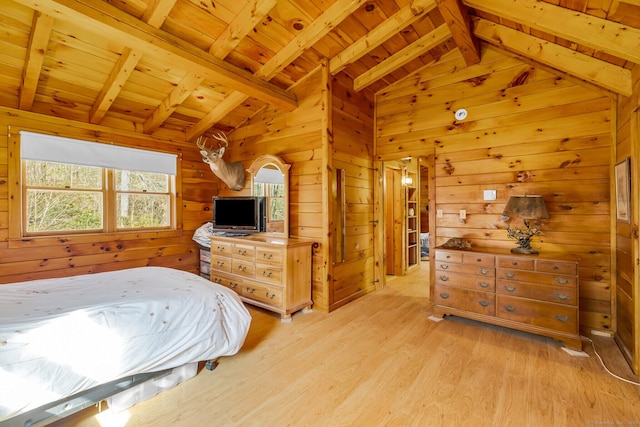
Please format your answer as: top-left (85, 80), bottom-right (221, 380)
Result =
top-left (384, 166), bottom-right (404, 276)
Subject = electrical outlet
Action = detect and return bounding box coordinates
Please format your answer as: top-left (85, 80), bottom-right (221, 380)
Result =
top-left (436, 209), bottom-right (443, 218)
top-left (460, 209), bottom-right (466, 219)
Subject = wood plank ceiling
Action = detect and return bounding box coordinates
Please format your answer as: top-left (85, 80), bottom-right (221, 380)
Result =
top-left (0, 0), bottom-right (639, 141)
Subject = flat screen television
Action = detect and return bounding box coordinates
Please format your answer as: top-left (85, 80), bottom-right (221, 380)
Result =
top-left (212, 196), bottom-right (266, 234)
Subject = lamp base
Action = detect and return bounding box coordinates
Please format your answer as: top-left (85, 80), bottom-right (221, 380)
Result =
top-left (511, 247), bottom-right (539, 255)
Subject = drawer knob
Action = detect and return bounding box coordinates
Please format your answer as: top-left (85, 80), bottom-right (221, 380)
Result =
top-left (439, 275), bottom-right (449, 282)
top-left (263, 253), bottom-right (273, 259)
top-left (245, 287), bottom-right (255, 294)
top-left (238, 265), bottom-right (246, 272)
top-left (262, 271), bottom-right (273, 277)
top-left (217, 261), bottom-right (225, 266)
top-left (554, 293), bottom-right (570, 301)
top-left (230, 283), bottom-right (238, 289)
top-left (478, 300), bottom-right (490, 307)
top-left (511, 261), bottom-right (518, 266)
top-left (238, 249), bottom-right (247, 255)
top-left (554, 314), bottom-right (570, 323)
top-left (505, 272), bottom-right (515, 279)
top-left (439, 264), bottom-right (449, 270)
top-left (217, 246), bottom-right (225, 251)
top-left (555, 278), bottom-right (569, 285)
top-left (480, 268), bottom-right (489, 276)
top-left (476, 258), bottom-right (482, 263)
top-left (439, 293), bottom-right (450, 299)
top-left (478, 281), bottom-right (490, 288)
top-left (266, 292), bottom-right (276, 299)
top-left (504, 285), bottom-right (516, 292)
top-left (505, 305), bottom-right (516, 312)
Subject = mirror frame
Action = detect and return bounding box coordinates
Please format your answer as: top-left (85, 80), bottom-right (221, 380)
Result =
top-left (246, 154), bottom-right (290, 238)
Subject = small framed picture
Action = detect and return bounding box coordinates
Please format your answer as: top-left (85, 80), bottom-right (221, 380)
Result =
top-left (615, 158), bottom-right (631, 223)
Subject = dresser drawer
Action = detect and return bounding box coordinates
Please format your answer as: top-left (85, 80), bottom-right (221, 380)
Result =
top-left (242, 281), bottom-right (283, 307)
top-left (536, 260), bottom-right (577, 275)
top-left (497, 296), bottom-right (577, 334)
top-left (255, 264), bottom-right (283, 285)
top-left (210, 255), bottom-right (232, 273)
top-left (497, 256), bottom-right (535, 271)
top-left (435, 271), bottom-right (495, 292)
top-left (496, 280), bottom-right (577, 305)
top-left (210, 271), bottom-right (242, 292)
top-left (462, 252), bottom-right (495, 267)
top-left (256, 248), bottom-right (283, 264)
top-left (232, 259), bottom-right (255, 278)
top-left (210, 241), bottom-right (232, 256)
top-left (496, 269), bottom-right (576, 287)
top-left (232, 243), bottom-right (255, 260)
top-left (436, 261), bottom-right (494, 277)
top-left (435, 285), bottom-right (495, 316)
top-left (435, 250), bottom-right (463, 263)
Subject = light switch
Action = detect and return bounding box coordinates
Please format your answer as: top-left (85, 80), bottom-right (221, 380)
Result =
top-left (436, 209), bottom-right (443, 218)
top-left (460, 210), bottom-right (466, 219)
top-left (483, 190), bottom-right (496, 201)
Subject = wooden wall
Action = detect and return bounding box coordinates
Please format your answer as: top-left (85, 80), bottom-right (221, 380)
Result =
top-left (0, 107), bottom-right (214, 284)
top-left (329, 74), bottom-right (375, 310)
top-left (615, 64), bottom-right (640, 372)
top-left (375, 46), bottom-right (614, 333)
top-left (223, 66), bottom-right (329, 310)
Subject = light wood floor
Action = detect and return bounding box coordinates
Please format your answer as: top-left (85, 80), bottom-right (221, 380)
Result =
top-left (55, 263), bottom-right (640, 427)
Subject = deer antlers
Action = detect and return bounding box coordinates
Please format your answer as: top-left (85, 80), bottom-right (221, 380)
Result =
top-left (196, 131), bottom-right (228, 151)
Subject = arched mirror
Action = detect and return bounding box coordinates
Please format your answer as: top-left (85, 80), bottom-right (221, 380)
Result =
top-left (247, 154), bottom-right (290, 237)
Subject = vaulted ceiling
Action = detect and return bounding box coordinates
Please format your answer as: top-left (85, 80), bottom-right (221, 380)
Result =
top-left (1, 0), bottom-right (639, 141)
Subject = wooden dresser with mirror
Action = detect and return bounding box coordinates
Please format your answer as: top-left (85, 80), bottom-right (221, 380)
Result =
top-left (208, 154), bottom-right (313, 321)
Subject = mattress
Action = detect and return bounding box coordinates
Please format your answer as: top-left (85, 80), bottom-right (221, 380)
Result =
top-left (0, 266), bottom-right (251, 422)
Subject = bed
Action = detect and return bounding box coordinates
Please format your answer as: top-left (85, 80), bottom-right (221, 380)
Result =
top-left (0, 266), bottom-right (251, 424)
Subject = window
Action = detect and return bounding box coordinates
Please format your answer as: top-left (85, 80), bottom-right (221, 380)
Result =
top-left (254, 181), bottom-right (285, 223)
top-left (19, 131), bottom-right (177, 236)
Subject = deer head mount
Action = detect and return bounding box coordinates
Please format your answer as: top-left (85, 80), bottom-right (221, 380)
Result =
top-left (196, 132), bottom-right (245, 191)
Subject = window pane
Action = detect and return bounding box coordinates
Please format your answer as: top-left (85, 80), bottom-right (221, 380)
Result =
top-left (115, 170), bottom-right (169, 192)
top-left (117, 194), bottom-right (170, 228)
top-left (26, 190), bottom-right (103, 232)
top-left (26, 160), bottom-right (102, 189)
top-left (270, 198), bottom-right (285, 221)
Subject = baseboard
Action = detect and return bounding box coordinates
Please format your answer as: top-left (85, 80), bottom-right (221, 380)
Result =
top-left (561, 347), bottom-right (590, 358)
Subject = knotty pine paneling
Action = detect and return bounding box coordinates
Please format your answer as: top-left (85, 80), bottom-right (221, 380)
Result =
top-left (614, 64), bottom-right (640, 373)
top-left (376, 47), bottom-right (614, 333)
top-left (0, 107), bottom-right (211, 284)
top-left (329, 76), bottom-right (375, 311)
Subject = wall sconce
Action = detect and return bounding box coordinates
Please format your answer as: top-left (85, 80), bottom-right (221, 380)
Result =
top-left (502, 195), bottom-right (549, 254)
top-left (401, 176), bottom-right (413, 186)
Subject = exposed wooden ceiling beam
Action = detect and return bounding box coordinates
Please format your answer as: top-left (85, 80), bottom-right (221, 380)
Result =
top-left (143, 72), bottom-right (204, 133)
top-left (209, 0), bottom-right (278, 58)
top-left (473, 17), bottom-right (633, 97)
top-left (258, 0), bottom-right (369, 79)
top-left (464, 0), bottom-right (640, 64)
top-left (142, 0), bottom-right (178, 28)
top-left (19, 11), bottom-right (54, 110)
top-left (187, 0), bottom-right (367, 140)
top-left (89, 47), bottom-right (140, 124)
top-left (13, 0), bottom-right (298, 112)
top-left (353, 23), bottom-right (451, 91)
top-left (329, 0), bottom-right (437, 75)
top-left (436, 0), bottom-right (480, 66)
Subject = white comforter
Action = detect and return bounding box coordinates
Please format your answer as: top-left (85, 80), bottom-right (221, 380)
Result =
top-left (0, 266), bottom-right (251, 421)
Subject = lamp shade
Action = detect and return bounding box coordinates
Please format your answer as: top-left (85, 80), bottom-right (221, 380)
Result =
top-left (503, 195), bottom-right (549, 219)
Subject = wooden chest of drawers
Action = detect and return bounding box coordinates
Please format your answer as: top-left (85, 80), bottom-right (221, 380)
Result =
top-left (433, 248), bottom-right (581, 350)
top-left (209, 234), bottom-right (313, 321)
